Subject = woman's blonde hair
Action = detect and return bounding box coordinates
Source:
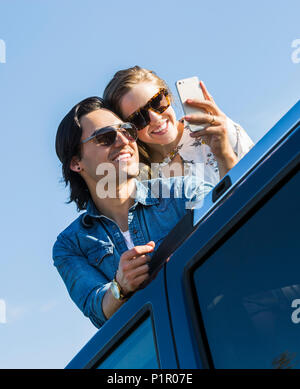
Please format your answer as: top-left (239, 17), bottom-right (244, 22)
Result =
top-left (103, 66), bottom-right (174, 176)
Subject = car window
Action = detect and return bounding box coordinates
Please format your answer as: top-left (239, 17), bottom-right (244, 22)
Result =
top-left (193, 166), bottom-right (300, 368)
top-left (95, 315), bottom-right (159, 369)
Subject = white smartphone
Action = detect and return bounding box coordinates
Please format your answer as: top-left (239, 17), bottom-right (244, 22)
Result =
top-left (175, 76), bottom-right (207, 132)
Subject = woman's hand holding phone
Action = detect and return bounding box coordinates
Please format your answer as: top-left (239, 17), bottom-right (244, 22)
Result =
top-left (184, 81), bottom-right (238, 178)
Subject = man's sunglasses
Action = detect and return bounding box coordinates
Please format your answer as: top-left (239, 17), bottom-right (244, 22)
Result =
top-left (126, 88), bottom-right (170, 130)
top-left (81, 123), bottom-right (138, 146)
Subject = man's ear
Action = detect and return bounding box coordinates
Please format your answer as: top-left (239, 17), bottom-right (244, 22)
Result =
top-left (70, 156), bottom-right (82, 173)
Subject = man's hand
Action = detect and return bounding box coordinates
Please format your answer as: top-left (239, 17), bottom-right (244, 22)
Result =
top-left (116, 241), bottom-right (155, 295)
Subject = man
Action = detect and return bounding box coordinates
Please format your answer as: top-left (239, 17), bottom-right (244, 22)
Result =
top-left (53, 96), bottom-right (213, 328)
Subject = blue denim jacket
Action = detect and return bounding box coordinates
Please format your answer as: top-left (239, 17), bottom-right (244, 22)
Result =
top-left (52, 176), bottom-right (213, 328)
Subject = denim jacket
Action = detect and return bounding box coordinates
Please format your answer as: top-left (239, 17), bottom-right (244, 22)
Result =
top-left (52, 176), bottom-right (213, 328)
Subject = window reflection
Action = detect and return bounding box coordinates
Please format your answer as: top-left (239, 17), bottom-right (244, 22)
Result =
top-left (95, 316), bottom-right (159, 369)
top-left (194, 168), bottom-right (300, 368)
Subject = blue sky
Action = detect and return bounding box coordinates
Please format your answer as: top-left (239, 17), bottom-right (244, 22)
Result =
top-left (0, 0), bottom-right (299, 368)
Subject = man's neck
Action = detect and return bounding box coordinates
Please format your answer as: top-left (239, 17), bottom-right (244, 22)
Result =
top-left (90, 178), bottom-right (136, 232)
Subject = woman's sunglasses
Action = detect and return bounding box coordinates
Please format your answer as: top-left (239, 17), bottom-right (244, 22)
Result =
top-left (81, 123), bottom-right (138, 146)
top-left (126, 88), bottom-right (170, 130)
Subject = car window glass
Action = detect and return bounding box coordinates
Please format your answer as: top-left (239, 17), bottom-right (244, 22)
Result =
top-left (95, 316), bottom-right (159, 369)
top-left (193, 167), bottom-right (300, 368)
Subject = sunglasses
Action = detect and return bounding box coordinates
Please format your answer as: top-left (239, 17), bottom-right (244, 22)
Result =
top-left (81, 123), bottom-right (137, 146)
top-left (126, 88), bottom-right (170, 130)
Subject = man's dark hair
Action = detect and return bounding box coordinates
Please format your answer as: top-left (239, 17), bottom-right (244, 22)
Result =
top-left (55, 96), bottom-right (105, 211)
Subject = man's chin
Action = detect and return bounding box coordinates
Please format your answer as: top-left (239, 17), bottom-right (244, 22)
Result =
top-left (118, 168), bottom-right (140, 182)
top-left (118, 161), bottom-right (140, 180)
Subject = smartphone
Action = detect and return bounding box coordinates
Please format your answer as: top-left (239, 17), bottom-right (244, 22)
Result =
top-left (175, 76), bottom-right (207, 132)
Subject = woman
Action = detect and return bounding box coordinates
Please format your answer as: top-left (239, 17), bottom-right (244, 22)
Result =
top-left (103, 66), bottom-right (254, 185)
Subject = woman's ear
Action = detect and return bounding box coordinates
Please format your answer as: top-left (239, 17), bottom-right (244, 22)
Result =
top-left (70, 156), bottom-right (82, 172)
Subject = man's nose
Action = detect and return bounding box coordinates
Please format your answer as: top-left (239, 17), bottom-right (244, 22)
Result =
top-left (114, 130), bottom-right (130, 147)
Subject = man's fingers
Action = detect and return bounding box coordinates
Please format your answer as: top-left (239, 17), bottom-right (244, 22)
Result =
top-left (132, 273), bottom-right (150, 288)
top-left (123, 254), bottom-right (151, 272)
top-left (128, 264), bottom-right (150, 280)
top-left (125, 272), bottom-right (150, 293)
top-left (120, 242), bottom-right (155, 262)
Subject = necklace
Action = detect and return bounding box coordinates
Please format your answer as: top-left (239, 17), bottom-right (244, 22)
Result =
top-left (157, 121), bottom-right (185, 167)
top-left (160, 144), bottom-right (183, 167)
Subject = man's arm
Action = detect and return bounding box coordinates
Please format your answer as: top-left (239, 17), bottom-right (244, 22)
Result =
top-left (53, 235), bottom-right (155, 328)
top-left (53, 235), bottom-right (111, 328)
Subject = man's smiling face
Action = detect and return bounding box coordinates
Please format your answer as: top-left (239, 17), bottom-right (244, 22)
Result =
top-left (71, 108), bottom-right (139, 190)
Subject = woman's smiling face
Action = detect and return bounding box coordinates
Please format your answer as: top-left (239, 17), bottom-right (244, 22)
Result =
top-left (119, 82), bottom-right (178, 146)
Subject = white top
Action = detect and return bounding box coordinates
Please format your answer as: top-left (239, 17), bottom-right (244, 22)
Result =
top-left (121, 230), bottom-right (135, 250)
top-left (161, 117), bottom-right (254, 186)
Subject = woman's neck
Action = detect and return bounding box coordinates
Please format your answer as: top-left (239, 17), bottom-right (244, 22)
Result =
top-left (149, 121), bottom-right (184, 163)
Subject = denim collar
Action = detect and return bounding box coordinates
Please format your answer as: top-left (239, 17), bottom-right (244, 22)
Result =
top-left (85, 179), bottom-right (160, 219)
